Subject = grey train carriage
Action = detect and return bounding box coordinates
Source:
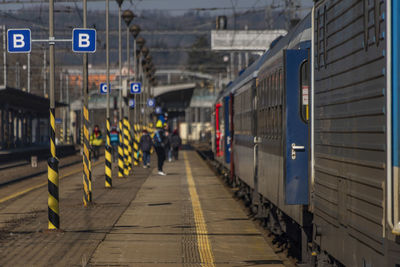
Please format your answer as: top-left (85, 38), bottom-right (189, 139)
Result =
top-left (211, 0), bottom-right (400, 265)
top-left (311, 0), bottom-right (400, 266)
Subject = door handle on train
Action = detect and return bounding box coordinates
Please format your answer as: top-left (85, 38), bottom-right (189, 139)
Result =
top-left (291, 143), bottom-right (305, 160)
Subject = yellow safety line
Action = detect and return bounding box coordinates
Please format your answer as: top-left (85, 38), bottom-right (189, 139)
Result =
top-left (184, 152), bottom-right (215, 267)
top-left (0, 160), bottom-right (104, 204)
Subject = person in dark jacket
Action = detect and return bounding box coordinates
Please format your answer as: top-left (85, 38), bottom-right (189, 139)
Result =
top-left (139, 129), bottom-right (152, 168)
top-left (110, 126), bottom-right (119, 162)
top-left (153, 120), bottom-right (167, 175)
top-left (170, 129), bottom-right (182, 160)
top-left (164, 128), bottom-right (172, 162)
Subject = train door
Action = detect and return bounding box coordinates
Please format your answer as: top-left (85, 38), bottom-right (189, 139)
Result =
top-left (229, 93), bottom-right (235, 182)
top-left (224, 96), bottom-right (231, 164)
top-left (284, 49), bottom-right (309, 205)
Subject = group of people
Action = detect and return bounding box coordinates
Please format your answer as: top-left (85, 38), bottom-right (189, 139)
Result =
top-left (139, 120), bottom-right (181, 176)
top-left (89, 120), bottom-right (182, 176)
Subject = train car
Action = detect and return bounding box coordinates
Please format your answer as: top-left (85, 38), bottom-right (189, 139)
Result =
top-left (231, 14), bottom-right (312, 260)
top-left (311, 0), bottom-right (400, 266)
top-left (213, 55), bottom-right (269, 182)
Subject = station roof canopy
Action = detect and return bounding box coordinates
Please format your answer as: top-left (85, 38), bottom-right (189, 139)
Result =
top-left (0, 86), bottom-right (66, 115)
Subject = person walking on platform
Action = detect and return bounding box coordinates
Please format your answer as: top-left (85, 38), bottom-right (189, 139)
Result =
top-left (110, 126), bottom-right (119, 162)
top-left (139, 129), bottom-right (152, 168)
top-left (90, 125), bottom-right (103, 161)
top-left (164, 128), bottom-right (172, 162)
top-left (153, 120), bottom-right (167, 176)
top-left (170, 129), bottom-right (182, 160)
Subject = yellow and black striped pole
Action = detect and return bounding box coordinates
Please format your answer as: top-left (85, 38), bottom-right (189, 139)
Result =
top-left (47, 1), bottom-right (59, 230)
top-left (82, 106), bottom-right (92, 206)
top-left (127, 121), bottom-right (133, 170)
top-left (48, 108), bottom-right (59, 229)
top-left (118, 120), bottom-right (124, 177)
top-left (123, 117), bottom-right (130, 176)
top-left (133, 124), bottom-right (139, 166)
top-left (105, 118), bottom-right (112, 187)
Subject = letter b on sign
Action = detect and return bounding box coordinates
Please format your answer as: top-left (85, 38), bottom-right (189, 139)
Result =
top-left (8, 29), bottom-right (31, 53)
top-left (72, 29), bottom-right (96, 53)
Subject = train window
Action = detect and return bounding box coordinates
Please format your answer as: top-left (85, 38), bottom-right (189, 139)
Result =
top-left (300, 60), bottom-right (310, 123)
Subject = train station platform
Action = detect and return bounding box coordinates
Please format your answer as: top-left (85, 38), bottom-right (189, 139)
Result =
top-left (0, 149), bottom-right (285, 266)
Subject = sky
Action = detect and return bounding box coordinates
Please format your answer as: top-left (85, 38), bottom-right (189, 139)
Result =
top-left (1, 0), bottom-right (314, 16)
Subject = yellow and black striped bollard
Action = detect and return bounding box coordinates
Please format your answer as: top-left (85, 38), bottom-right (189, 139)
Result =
top-left (118, 120), bottom-right (124, 177)
top-left (123, 117), bottom-right (130, 176)
top-left (48, 108), bottom-right (60, 229)
top-left (82, 106), bottom-right (92, 206)
top-left (105, 118), bottom-right (112, 188)
top-left (133, 124), bottom-right (139, 166)
top-left (128, 122), bottom-right (133, 170)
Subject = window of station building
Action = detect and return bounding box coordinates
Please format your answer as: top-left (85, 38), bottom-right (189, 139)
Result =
top-left (300, 60), bottom-right (310, 123)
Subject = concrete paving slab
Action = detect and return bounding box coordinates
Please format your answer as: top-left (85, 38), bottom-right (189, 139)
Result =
top-left (89, 150), bottom-right (285, 267)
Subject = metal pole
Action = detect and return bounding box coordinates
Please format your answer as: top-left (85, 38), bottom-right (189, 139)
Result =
top-left (138, 55), bottom-right (143, 125)
top-left (133, 39), bottom-right (137, 131)
top-left (59, 72), bottom-right (63, 102)
top-left (82, 0), bottom-right (92, 205)
top-left (126, 27), bottom-right (130, 123)
top-left (104, 0), bottom-right (112, 188)
top-left (125, 26), bottom-right (132, 174)
top-left (238, 52), bottom-right (242, 73)
top-left (230, 52), bottom-right (234, 80)
top-left (16, 62), bottom-right (20, 88)
top-left (60, 72), bottom-right (64, 143)
top-left (43, 49), bottom-right (47, 97)
top-left (66, 71), bottom-right (70, 144)
top-left (47, 0), bottom-right (60, 230)
top-left (27, 53), bottom-right (31, 93)
top-left (117, 4), bottom-right (124, 178)
top-left (3, 25), bottom-right (6, 87)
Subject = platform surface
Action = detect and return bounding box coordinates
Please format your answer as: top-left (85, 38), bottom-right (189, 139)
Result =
top-left (89, 150), bottom-right (284, 267)
top-left (0, 149), bottom-right (285, 267)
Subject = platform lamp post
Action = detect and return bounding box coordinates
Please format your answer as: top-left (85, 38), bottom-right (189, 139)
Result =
top-left (129, 25), bottom-right (141, 168)
top-left (130, 25), bottom-right (140, 129)
top-left (141, 47), bottom-right (149, 126)
top-left (104, 0), bottom-right (112, 188)
top-left (82, 0), bottom-right (93, 206)
top-left (121, 10), bottom-right (134, 176)
top-left (143, 55), bottom-right (152, 127)
top-left (116, 0), bottom-right (124, 178)
top-left (135, 38), bottom-right (146, 127)
top-left (47, 0), bottom-right (60, 230)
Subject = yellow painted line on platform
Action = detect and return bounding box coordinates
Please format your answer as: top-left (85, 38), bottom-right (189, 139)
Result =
top-left (184, 152), bottom-right (215, 267)
top-left (0, 160), bottom-right (104, 204)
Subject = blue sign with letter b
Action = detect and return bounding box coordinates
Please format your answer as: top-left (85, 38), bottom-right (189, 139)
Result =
top-left (72, 29), bottom-right (96, 53)
top-left (8, 29), bottom-right (31, 53)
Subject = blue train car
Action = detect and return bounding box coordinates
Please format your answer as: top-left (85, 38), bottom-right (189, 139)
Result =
top-left (230, 14), bottom-right (312, 260)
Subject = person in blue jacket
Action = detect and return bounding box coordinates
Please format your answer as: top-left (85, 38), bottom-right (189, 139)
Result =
top-left (110, 126), bottom-right (119, 162)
